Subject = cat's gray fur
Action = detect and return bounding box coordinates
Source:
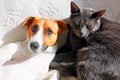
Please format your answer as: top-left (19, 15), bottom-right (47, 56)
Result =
top-left (69, 1), bottom-right (120, 80)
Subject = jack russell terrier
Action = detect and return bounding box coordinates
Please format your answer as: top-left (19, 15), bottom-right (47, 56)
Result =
top-left (0, 17), bottom-right (68, 80)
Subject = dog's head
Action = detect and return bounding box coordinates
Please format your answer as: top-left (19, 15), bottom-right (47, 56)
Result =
top-left (23, 17), bottom-right (67, 54)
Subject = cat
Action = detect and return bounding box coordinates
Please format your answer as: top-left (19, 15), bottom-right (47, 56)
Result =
top-left (69, 1), bottom-right (120, 80)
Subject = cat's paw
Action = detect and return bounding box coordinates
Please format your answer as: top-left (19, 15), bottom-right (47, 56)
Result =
top-left (78, 61), bottom-right (86, 66)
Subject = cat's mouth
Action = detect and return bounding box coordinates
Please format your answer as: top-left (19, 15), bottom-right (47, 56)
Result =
top-left (72, 32), bottom-right (83, 39)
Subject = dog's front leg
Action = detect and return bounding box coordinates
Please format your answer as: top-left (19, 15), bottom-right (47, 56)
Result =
top-left (48, 70), bottom-right (60, 80)
top-left (39, 70), bottom-right (60, 80)
top-left (0, 43), bottom-right (17, 65)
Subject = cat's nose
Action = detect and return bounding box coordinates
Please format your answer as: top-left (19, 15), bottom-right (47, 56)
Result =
top-left (79, 32), bottom-right (83, 36)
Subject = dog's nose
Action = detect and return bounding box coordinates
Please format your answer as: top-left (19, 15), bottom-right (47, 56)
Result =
top-left (30, 42), bottom-right (39, 50)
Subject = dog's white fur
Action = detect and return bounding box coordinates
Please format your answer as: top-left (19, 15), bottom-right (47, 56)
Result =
top-left (0, 18), bottom-right (68, 80)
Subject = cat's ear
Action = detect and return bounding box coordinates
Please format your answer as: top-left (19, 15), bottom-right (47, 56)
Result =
top-left (70, 1), bottom-right (81, 14)
top-left (90, 10), bottom-right (105, 20)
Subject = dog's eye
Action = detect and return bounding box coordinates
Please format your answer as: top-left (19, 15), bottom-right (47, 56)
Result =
top-left (46, 28), bottom-right (53, 36)
top-left (31, 25), bottom-right (38, 33)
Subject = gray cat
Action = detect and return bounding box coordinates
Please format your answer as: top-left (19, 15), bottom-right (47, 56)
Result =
top-left (69, 2), bottom-right (105, 40)
top-left (69, 2), bottom-right (120, 80)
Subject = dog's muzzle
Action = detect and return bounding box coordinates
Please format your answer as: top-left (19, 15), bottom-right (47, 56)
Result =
top-left (30, 42), bottom-right (39, 51)
top-left (29, 42), bottom-right (47, 54)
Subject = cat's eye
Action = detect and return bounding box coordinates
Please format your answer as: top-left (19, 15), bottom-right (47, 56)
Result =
top-left (75, 25), bottom-right (80, 29)
top-left (31, 25), bottom-right (38, 33)
top-left (46, 28), bottom-right (53, 36)
top-left (75, 22), bottom-right (81, 29)
top-left (86, 24), bottom-right (92, 30)
top-left (76, 23), bottom-right (80, 26)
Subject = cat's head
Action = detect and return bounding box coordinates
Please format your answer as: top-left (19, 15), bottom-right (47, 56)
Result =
top-left (69, 2), bottom-right (105, 39)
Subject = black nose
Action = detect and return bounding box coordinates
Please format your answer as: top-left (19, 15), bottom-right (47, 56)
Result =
top-left (30, 42), bottom-right (39, 50)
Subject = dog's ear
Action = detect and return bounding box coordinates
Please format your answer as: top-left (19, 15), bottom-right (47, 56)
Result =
top-left (71, 1), bottom-right (81, 15)
top-left (22, 17), bottom-right (35, 28)
top-left (90, 10), bottom-right (105, 20)
top-left (56, 20), bottom-right (68, 34)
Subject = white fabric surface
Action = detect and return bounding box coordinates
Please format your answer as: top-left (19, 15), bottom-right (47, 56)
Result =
top-left (0, 0), bottom-right (120, 46)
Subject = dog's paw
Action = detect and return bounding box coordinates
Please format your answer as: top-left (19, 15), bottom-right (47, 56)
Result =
top-left (39, 70), bottom-right (60, 80)
top-left (0, 43), bottom-right (17, 65)
top-left (48, 70), bottom-right (60, 80)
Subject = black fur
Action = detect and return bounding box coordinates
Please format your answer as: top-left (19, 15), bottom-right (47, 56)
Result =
top-left (68, 24), bottom-right (87, 51)
top-left (50, 32), bottom-right (78, 78)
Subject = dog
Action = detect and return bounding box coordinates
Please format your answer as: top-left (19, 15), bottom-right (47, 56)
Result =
top-left (0, 16), bottom-right (68, 80)
top-left (69, 2), bottom-right (120, 80)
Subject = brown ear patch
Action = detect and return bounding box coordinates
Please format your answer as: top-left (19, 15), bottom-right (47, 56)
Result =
top-left (22, 16), bottom-right (41, 39)
top-left (22, 17), bottom-right (35, 28)
top-left (56, 20), bottom-right (68, 34)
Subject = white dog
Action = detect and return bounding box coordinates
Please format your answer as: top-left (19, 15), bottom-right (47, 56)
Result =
top-left (0, 17), bottom-right (68, 80)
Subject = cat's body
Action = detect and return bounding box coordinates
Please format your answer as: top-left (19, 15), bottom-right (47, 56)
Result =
top-left (77, 18), bottom-right (120, 80)
top-left (69, 2), bottom-right (120, 80)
